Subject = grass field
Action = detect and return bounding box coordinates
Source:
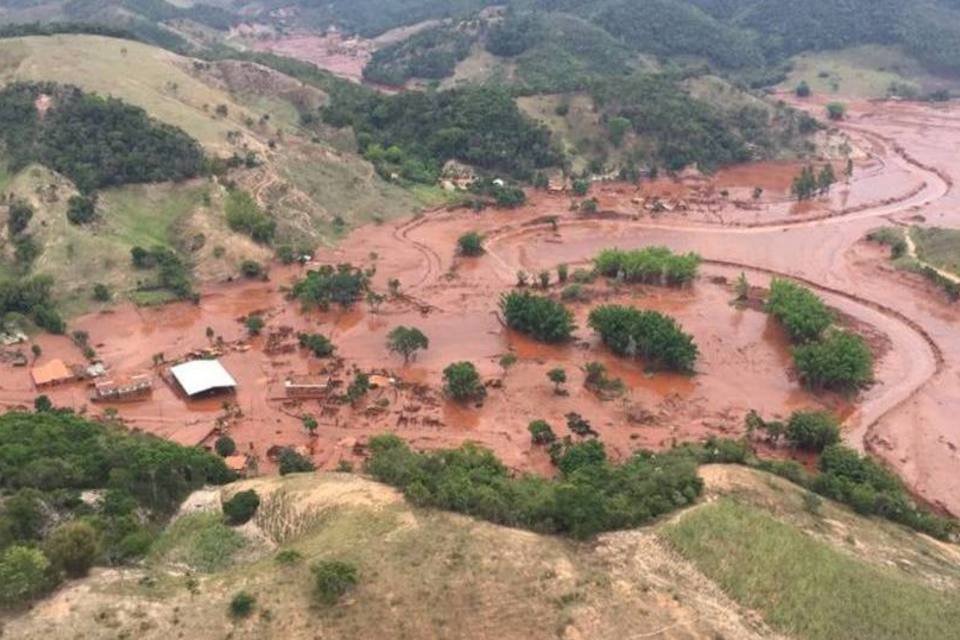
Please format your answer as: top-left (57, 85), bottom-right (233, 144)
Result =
top-left (911, 226), bottom-right (960, 276)
top-left (779, 45), bottom-right (951, 98)
top-left (663, 497), bottom-right (960, 640)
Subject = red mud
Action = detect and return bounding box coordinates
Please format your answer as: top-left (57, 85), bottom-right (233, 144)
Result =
top-left (2, 95), bottom-right (960, 516)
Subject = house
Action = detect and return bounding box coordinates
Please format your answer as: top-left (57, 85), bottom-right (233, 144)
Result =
top-left (284, 375), bottom-right (328, 398)
top-left (92, 374), bottom-right (153, 402)
top-left (170, 359), bottom-right (237, 398)
top-left (31, 359), bottom-right (74, 388)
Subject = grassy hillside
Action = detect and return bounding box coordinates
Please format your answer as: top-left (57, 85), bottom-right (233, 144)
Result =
top-left (3, 464), bottom-right (957, 639)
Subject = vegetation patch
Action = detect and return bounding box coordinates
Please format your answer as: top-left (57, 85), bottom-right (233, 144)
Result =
top-left (663, 498), bottom-right (960, 640)
top-left (588, 304), bottom-right (698, 372)
top-left (291, 264), bottom-right (372, 311)
top-left (500, 291), bottom-right (576, 343)
top-left (593, 247), bottom-right (700, 286)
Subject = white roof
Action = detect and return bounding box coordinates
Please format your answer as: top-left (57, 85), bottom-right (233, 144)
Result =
top-left (170, 360), bottom-right (237, 396)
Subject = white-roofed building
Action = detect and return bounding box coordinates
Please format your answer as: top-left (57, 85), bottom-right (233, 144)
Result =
top-left (170, 359), bottom-right (237, 398)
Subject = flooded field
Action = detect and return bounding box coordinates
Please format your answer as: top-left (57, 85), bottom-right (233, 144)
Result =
top-left (1, 96), bottom-right (959, 514)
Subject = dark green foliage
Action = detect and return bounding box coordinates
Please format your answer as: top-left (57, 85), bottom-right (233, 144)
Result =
top-left (214, 436), bottom-right (236, 457)
top-left (277, 447), bottom-right (315, 475)
top-left (815, 445), bottom-right (955, 539)
top-left (564, 412), bottom-right (597, 438)
top-left (555, 439), bottom-right (605, 475)
top-left (7, 199), bottom-right (33, 236)
top-left (311, 560), bottom-right (358, 605)
top-left (65, 194), bottom-right (97, 225)
top-left (291, 264), bottom-right (371, 310)
top-left (470, 178), bottom-right (527, 207)
top-left (593, 247), bottom-right (701, 286)
top-left (239, 260), bottom-right (264, 279)
top-left (442, 361), bottom-right (486, 402)
top-left (0, 545), bottom-right (51, 606)
top-left (326, 85), bottom-right (560, 182)
top-left (791, 165), bottom-right (818, 201)
top-left (225, 190), bottom-right (275, 244)
top-left (588, 304), bottom-right (699, 372)
top-left (826, 102), bottom-right (846, 121)
top-left (222, 490), bottom-right (260, 526)
top-left (92, 283), bottom-right (111, 302)
top-left (785, 411), bottom-right (841, 452)
top-left (795, 80), bottom-right (811, 97)
top-left (298, 332), bottom-right (336, 358)
top-left (345, 373), bottom-right (371, 405)
top-left (765, 279), bottom-right (832, 343)
top-left (386, 326), bottom-right (429, 363)
top-left (866, 228), bottom-right (907, 260)
top-left (793, 331), bottom-right (874, 392)
top-left (0, 83), bottom-right (203, 193)
top-left (364, 24), bottom-right (473, 84)
top-left (457, 231), bottom-right (484, 256)
top-left (0, 274), bottom-right (65, 334)
top-left (528, 420), bottom-right (556, 445)
top-left (500, 291), bottom-right (576, 343)
top-left (244, 314), bottom-right (265, 336)
top-left (128, 245), bottom-right (194, 300)
top-left (43, 520), bottom-right (98, 578)
top-left (229, 591), bottom-right (256, 617)
top-left (364, 434), bottom-right (703, 539)
top-left (487, 12), bottom-right (543, 56)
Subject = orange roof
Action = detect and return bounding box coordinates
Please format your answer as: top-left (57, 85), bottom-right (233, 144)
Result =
top-left (223, 455), bottom-right (248, 471)
top-left (31, 359), bottom-right (73, 386)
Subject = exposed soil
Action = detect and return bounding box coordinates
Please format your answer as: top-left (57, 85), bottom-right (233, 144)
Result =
top-left (1, 95), bottom-right (959, 515)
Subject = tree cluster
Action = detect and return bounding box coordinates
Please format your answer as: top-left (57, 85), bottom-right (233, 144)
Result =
top-left (499, 291), bottom-right (576, 343)
top-left (225, 190), bottom-right (275, 244)
top-left (593, 247), bottom-right (701, 286)
top-left (291, 264), bottom-right (372, 311)
top-left (588, 304), bottom-right (698, 372)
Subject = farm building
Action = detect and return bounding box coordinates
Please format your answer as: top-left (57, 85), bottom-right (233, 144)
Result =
top-left (170, 359), bottom-right (237, 398)
top-left (92, 374), bottom-right (153, 402)
top-left (284, 375), bottom-right (327, 398)
top-left (31, 359), bottom-right (74, 388)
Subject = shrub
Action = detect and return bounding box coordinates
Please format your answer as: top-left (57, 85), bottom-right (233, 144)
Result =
top-left (588, 304), bottom-right (698, 372)
top-left (311, 560), bottom-right (358, 606)
top-left (240, 259), bottom-right (263, 278)
top-left (593, 247), bottom-right (700, 286)
top-left (215, 435), bottom-right (236, 457)
top-left (500, 291), bottom-right (576, 343)
top-left (225, 190), bottom-right (274, 243)
top-left (298, 332), bottom-right (336, 357)
top-left (826, 102), bottom-right (846, 120)
top-left (43, 520), bottom-right (98, 578)
top-left (275, 549), bottom-right (303, 565)
top-left (222, 489), bottom-right (260, 526)
top-left (765, 279), bottom-right (832, 343)
top-left (7, 199), bottom-right (33, 236)
top-left (786, 411), bottom-right (841, 452)
top-left (443, 361), bottom-right (485, 402)
top-left (557, 263), bottom-right (569, 283)
top-left (457, 231), bottom-right (484, 256)
top-left (793, 331), bottom-right (873, 392)
top-left (66, 194), bottom-right (97, 225)
top-left (229, 591), bottom-right (256, 617)
top-left (386, 326), bottom-right (429, 363)
top-left (277, 448), bottom-right (315, 475)
top-left (555, 439), bottom-right (606, 475)
top-left (528, 420), bottom-right (556, 445)
top-left (796, 80), bottom-right (811, 97)
top-left (547, 367), bottom-right (567, 393)
top-left (572, 178), bottom-right (590, 196)
top-left (0, 545), bottom-right (51, 605)
top-left (244, 314), bottom-right (264, 336)
top-left (92, 283), bottom-right (111, 302)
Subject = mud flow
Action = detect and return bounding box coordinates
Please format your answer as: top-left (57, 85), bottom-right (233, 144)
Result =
top-left (2, 97), bottom-right (959, 516)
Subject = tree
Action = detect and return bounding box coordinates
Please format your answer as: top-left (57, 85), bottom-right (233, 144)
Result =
top-left (345, 373), bottom-right (371, 405)
top-left (215, 435), bottom-right (236, 457)
top-left (443, 361), bottom-right (485, 402)
top-left (499, 353), bottom-right (517, 375)
top-left (588, 305), bottom-right (698, 372)
top-left (311, 560), bottom-right (358, 605)
top-left (826, 102), bottom-right (846, 121)
top-left (277, 447), bottom-right (315, 475)
top-left (528, 420), bottom-right (556, 445)
top-left (223, 489), bottom-right (260, 525)
top-left (457, 231), bottom-right (484, 257)
top-left (66, 194), bottom-right (97, 225)
top-left (565, 412), bottom-right (597, 438)
top-left (7, 199), bottom-right (33, 236)
top-left (793, 331), bottom-right (873, 391)
top-left (298, 333), bottom-right (336, 358)
top-left (30, 344), bottom-right (41, 360)
top-left (92, 283), bottom-right (111, 302)
top-left (244, 314), bottom-right (264, 336)
top-left (302, 414), bottom-right (318, 435)
top-left (386, 326), bottom-right (429, 364)
top-left (229, 591), bottom-right (256, 618)
top-left (43, 521), bottom-right (98, 578)
top-left (795, 80), bottom-right (811, 97)
top-left (572, 179), bottom-right (590, 196)
top-left (0, 545), bottom-right (50, 605)
top-left (765, 279), bottom-right (832, 343)
top-left (557, 264), bottom-right (569, 283)
top-left (547, 368), bottom-right (567, 394)
top-left (33, 395), bottom-right (52, 412)
top-left (734, 272), bottom-right (750, 302)
top-left (817, 164), bottom-right (836, 195)
top-left (786, 411), bottom-right (841, 452)
top-left (791, 165), bottom-right (818, 200)
top-left (240, 259), bottom-right (263, 278)
top-left (608, 116), bottom-right (631, 146)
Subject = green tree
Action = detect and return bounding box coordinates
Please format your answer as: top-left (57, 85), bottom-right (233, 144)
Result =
top-left (222, 490), bottom-right (260, 526)
top-left (229, 591), bottom-right (256, 617)
top-left (547, 368), bottom-right (567, 394)
top-left (443, 361), bottom-right (485, 402)
top-left (528, 419), bottom-right (557, 445)
top-left (386, 326), bottom-right (429, 363)
top-left (43, 520), bottom-right (99, 578)
top-left (457, 231), bottom-right (484, 256)
top-left (33, 395), bottom-right (52, 412)
top-left (7, 199), bottom-right (33, 236)
top-left (311, 560), bottom-right (358, 606)
top-left (572, 179), bottom-right (590, 196)
top-left (65, 194), bottom-right (97, 225)
top-left (608, 116), bottom-right (631, 146)
top-left (214, 436), bottom-right (236, 457)
top-left (818, 164), bottom-right (836, 195)
top-left (500, 291), bottom-right (575, 343)
top-left (298, 333), bottom-right (336, 358)
top-left (793, 331), bottom-right (873, 391)
top-left (277, 447), bottom-right (315, 475)
top-left (92, 283), bottom-right (111, 302)
top-left (795, 80), bottom-right (811, 97)
top-left (0, 545), bottom-right (50, 605)
top-left (302, 414), bottom-right (318, 436)
top-left (786, 411), bottom-right (841, 452)
top-left (244, 314), bottom-right (265, 336)
top-left (826, 102), bottom-right (846, 120)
